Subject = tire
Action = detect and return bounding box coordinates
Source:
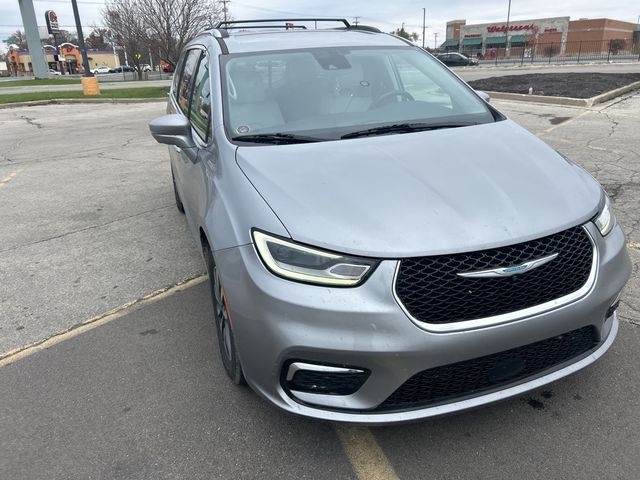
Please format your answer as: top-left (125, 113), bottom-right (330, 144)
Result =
top-left (204, 245), bottom-right (246, 385)
top-left (171, 170), bottom-right (185, 214)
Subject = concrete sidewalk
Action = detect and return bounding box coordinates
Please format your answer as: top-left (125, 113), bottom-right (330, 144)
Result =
top-left (0, 79), bottom-right (172, 95)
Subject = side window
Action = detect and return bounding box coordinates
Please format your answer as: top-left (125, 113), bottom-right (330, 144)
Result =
top-left (189, 51), bottom-right (211, 142)
top-left (171, 54), bottom-right (186, 100)
top-left (177, 49), bottom-right (201, 115)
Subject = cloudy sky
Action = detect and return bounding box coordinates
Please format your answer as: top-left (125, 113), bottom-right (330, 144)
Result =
top-left (1, 0), bottom-right (639, 52)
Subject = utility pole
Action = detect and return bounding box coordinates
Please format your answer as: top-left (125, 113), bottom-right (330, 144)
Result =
top-left (70, 0), bottom-right (92, 76)
top-left (504, 0), bottom-right (512, 57)
top-left (422, 8), bottom-right (426, 49)
top-left (221, 0), bottom-right (230, 23)
top-left (434, 32), bottom-right (438, 49)
top-left (353, 16), bottom-right (360, 27)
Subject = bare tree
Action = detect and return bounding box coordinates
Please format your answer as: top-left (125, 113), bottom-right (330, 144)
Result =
top-left (4, 30), bottom-right (28, 49)
top-left (103, 0), bottom-right (150, 79)
top-left (137, 0), bottom-right (223, 68)
top-left (86, 27), bottom-right (112, 50)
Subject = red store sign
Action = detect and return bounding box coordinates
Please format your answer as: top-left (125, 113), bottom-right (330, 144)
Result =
top-left (487, 24), bottom-right (535, 33)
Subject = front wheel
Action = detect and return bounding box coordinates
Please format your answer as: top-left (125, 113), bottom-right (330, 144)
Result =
top-left (204, 245), bottom-right (246, 385)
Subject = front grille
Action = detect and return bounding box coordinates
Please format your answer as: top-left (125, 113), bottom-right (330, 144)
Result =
top-left (288, 369), bottom-right (369, 395)
top-left (395, 226), bottom-right (593, 324)
top-left (376, 326), bottom-right (598, 411)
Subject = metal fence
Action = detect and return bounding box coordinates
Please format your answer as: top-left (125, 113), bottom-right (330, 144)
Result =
top-left (457, 39), bottom-right (640, 66)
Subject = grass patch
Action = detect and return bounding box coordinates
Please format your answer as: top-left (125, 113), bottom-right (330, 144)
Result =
top-left (0, 78), bottom-right (81, 88)
top-left (0, 87), bottom-right (169, 104)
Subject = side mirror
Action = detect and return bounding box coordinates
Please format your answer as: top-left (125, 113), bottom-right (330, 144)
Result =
top-left (149, 114), bottom-right (195, 149)
top-left (476, 90), bottom-right (491, 103)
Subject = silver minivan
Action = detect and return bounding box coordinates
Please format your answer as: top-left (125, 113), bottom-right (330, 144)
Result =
top-left (149, 19), bottom-right (631, 424)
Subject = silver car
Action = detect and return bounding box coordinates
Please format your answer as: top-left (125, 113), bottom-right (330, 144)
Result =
top-left (149, 19), bottom-right (631, 424)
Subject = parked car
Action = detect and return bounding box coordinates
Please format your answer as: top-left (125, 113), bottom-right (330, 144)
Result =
top-left (436, 52), bottom-right (479, 67)
top-left (162, 63), bottom-right (174, 73)
top-left (48, 69), bottom-right (62, 76)
top-left (92, 66), bottom-right (111, 74)
top-left (148, 19), bottom-right (631, 424)
top-left (138, 64), bottom-right (152, 72)
top-left (109, 65), bottom-right (135, 73)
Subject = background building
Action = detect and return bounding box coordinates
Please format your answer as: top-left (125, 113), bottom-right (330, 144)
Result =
top-left (441, 16), bottom-right (640, 59)
top-left (7, 44), bottom-right (118, 75)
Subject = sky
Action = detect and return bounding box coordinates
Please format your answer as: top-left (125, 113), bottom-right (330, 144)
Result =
top-left (1, 0), bottom-right (639, 52)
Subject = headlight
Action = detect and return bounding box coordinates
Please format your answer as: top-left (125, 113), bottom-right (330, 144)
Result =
top-left (252, 230), bottom-right (378, 286)
top-left (594, 195), bottom-right (616, 236)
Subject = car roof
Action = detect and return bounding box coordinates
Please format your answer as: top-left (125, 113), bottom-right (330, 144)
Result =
top-left (222, 30), bottom-right (408, 53)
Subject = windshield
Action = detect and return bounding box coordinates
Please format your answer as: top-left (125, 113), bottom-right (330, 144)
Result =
top-left (221, 46), bottom-right (496, 142)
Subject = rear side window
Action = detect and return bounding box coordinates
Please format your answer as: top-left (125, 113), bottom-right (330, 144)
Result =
top-left (189, 51), bottom-right (211, 142)
top-left (177, 49), bottom-right (202, 115)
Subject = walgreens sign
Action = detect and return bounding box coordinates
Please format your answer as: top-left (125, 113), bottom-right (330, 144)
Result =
top-left (487, 24), bottom-right (535, 33)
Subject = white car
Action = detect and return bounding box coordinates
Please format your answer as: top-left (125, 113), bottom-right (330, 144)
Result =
top-left (48, 69), bottom-right (62, 76)
top-left (92, 66), bottom-right (111, 74)
top-left (139, 64), bottom-right (152, 72)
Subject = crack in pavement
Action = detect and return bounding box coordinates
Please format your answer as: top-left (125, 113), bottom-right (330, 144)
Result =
top-left (18, 114), bottom-right (43, 129)
top-left (0, 204), bottom-right (173, 254)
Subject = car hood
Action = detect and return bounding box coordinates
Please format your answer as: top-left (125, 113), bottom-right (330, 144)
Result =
top-left (236, 120), bottom-right (602, 257)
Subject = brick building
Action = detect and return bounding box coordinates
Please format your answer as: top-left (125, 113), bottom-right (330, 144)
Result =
top-left (442, 16), bottom-right (639, 57)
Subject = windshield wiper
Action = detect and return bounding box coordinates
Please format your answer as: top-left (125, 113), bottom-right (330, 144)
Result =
top-left (341, 122), bottom-right (476, 139)
top-left (231, 133), bottom-right (325, 144)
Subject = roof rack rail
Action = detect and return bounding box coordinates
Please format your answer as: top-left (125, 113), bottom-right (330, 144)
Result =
top-left (339, 25), bottom-right (381, 33)
top-left (218, 24), bottom-right (308, 31)
top-left (215, 18), bottom-right (351, 29)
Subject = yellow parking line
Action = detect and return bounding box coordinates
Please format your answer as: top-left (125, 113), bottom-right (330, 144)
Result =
top-left (536, 109), bottom-right (592, 137)
top-left (0, 275), bottom-right (207, 367)
top-left (335, 425), bottom-right (401, 480)
top-left (0, 170), bottom-right (22, 188)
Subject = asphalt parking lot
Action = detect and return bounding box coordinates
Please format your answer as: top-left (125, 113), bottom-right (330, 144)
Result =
top-left (1, 92), bottom-right (639, 479)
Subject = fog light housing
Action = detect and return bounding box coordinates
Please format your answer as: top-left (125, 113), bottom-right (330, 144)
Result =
top-left (284, 362), bottom-right (369, 396)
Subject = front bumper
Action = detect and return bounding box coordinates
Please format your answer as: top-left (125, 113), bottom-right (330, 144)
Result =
top-left (214, 223), bottom-right (631, 424)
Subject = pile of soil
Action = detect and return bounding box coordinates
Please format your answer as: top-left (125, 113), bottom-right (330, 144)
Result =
top-left (468, 72), bottom-right (640, 98)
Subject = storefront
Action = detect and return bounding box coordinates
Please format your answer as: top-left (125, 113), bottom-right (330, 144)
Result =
top-left (443, 16), bottom-right (638, 57)
top-left (446, 17), bottom-right (570, 56)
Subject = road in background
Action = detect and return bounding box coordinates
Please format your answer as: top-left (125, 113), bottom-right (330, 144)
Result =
top-left (3, 63), bottom-right (640, 94)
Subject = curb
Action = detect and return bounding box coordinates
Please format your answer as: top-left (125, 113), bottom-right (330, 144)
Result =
top-left (0, 97), bottom-right (166, 109)
top-left (486, 80), bottom-right (640, 107)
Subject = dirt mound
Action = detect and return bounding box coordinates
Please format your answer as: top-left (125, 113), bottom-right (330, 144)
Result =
top-left (468, 72), bottom-right (640, 98)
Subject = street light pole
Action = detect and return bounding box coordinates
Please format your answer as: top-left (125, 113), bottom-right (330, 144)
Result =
top-left (422, 8), bottom-right (426, 49)
top-left (70, 0), bottom-right (92, 76)
top-left (504, 0), bottom-right (512, 57)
